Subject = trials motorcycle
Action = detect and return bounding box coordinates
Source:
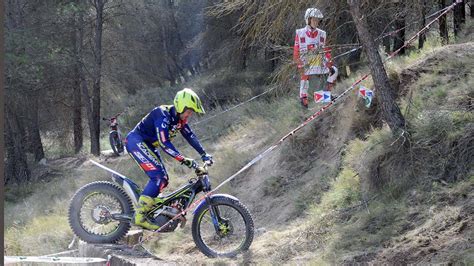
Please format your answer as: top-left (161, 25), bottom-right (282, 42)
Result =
top-left (68, 160), bottom-right (254, 258)
top-left (102, 113), bottom-right (124, 156)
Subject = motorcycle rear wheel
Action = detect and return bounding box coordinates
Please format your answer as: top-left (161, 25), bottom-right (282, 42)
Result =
top-left (109, 131), bottom-right (123, 156)
top-left (68, 181), bottom-right (133, 243)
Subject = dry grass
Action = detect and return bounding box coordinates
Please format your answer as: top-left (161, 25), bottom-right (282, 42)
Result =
top-left (5, 215), bottom-right (73, 256)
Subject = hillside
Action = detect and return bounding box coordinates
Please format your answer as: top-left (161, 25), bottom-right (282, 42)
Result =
top-left (241, 42), bottom-right (473, 264)
top-left (5, 42), bottom-right (473, 264)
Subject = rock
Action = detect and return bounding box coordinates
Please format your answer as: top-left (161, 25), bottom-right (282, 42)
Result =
top-left (78, 241), bottom-right (162, 266)
top-left (120, 230), bottom-right (144, 246)
top-left (39, 158), bottom-right (48, 166)
top-left (255, 227), bottom-right (267, 236)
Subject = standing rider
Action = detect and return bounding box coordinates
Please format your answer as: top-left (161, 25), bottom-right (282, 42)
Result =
top-left (294, 7), bottom-right (338, 108)
top-left (125, 88), bottom-right (213, 230)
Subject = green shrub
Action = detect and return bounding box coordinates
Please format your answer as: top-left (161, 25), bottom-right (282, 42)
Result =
top-left (327, 169), bottom-right (361, 209)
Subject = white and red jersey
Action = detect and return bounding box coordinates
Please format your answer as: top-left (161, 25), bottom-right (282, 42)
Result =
top-left (293, 25), bottom-right (332, 75)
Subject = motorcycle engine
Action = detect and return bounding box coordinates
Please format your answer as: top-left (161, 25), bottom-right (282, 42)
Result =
top-left (152, 201), bottom-right (184, 232)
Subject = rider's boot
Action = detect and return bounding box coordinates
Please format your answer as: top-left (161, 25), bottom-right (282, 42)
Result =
top-left (134, 195), bottom-right (160, 230)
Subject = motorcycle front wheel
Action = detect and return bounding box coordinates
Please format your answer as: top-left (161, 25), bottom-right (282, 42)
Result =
top-left (192, 196), bottom-right (254, 258)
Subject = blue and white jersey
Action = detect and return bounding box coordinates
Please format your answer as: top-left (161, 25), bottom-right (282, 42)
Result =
top-left (129, 105), bottom-right (205, 161)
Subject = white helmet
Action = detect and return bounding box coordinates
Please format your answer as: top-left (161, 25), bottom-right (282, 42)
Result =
top-left (305, 8), bottom-right (323, 24)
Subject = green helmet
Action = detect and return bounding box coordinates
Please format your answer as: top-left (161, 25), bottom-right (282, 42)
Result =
top-left (174, 88), bottom-right (205, 114)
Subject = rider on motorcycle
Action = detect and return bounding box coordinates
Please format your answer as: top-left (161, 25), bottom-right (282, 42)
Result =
top-left (125, 88), bottom-right (213, 230)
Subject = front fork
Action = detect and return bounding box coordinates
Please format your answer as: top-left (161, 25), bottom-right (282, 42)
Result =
top-left (204, 196), bottom-right (222, 232)
top-left (201, 176), bottom-right (222, 233)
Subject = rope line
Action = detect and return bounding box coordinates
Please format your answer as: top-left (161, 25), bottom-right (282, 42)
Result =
top-left (192, 86), bottom-right (278, 126)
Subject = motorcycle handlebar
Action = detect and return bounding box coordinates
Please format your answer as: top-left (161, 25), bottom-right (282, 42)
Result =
top-left (102, 112), bottom-right (123, 121)
top-left (193, 161), bottom-right (212, 175)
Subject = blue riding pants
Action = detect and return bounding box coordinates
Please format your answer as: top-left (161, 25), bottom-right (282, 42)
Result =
top-left (125, 132), bottom-right (169, 198)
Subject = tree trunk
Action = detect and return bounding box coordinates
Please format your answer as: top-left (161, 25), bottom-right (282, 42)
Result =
top-left (81, 71), bottom-right (95, 153)
top-left (264, 48), bottom-right (277, 72)
top-left (168, 1), bottom-right (189, 81)
top-left (460, 0), bottom-right (466, 21)
top-left (89, 0), bottom-right (106, 156)
top-left (7, 0), bottom-right (44, 162)
top-left (72, 9), bottom-right (83, 154)
top-left (27, 96), bottom-right (45, 161)
top-left (74, 5), bottom-right (95, 156)
top-left (439, 0), bottom-right (449, 44)
top-left (5, 103), bottom-right (30, 184)
top-left (348, 0), bottom-right (406, 134)
top-left (5, 0), bottom-right (31, 184)
top-left (73, 80), bottom-right (83, 154)
top-left (393, 3), bottom-right (406, 55)
top-left (238, 47), bottom-right (248, 70)
top-left (419, 0), bottom-right (427, 49)
top-left (471, 0), bottom-right (473, 18)
top-left (339, 59), bottom-right (349, 78)
top-left (348, 33), bottom-right (362, 71)
top-left (166, 64), bottom-right (177, 86)
top-left (453, 0), bottom-right (465, 36)
top-left (383, 35), bottom-right (391, 54)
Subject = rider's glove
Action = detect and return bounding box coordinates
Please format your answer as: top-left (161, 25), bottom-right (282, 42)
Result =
top-left (201, 153), bottom-right (214, 165)
top-left (181, 157), bottom-right (197, 169)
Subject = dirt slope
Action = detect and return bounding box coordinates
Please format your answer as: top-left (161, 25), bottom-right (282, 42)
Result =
top-left (230, 97), bottom-right (360, 229)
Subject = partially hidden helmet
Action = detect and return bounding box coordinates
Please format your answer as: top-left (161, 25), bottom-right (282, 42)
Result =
top-left (305, 8), bottom-right (324, 24)
top-left (174, 88), bottom-right (205, 114)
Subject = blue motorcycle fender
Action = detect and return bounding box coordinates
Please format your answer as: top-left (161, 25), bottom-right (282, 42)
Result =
top-left (193, 194), bottom-right (240, 214)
